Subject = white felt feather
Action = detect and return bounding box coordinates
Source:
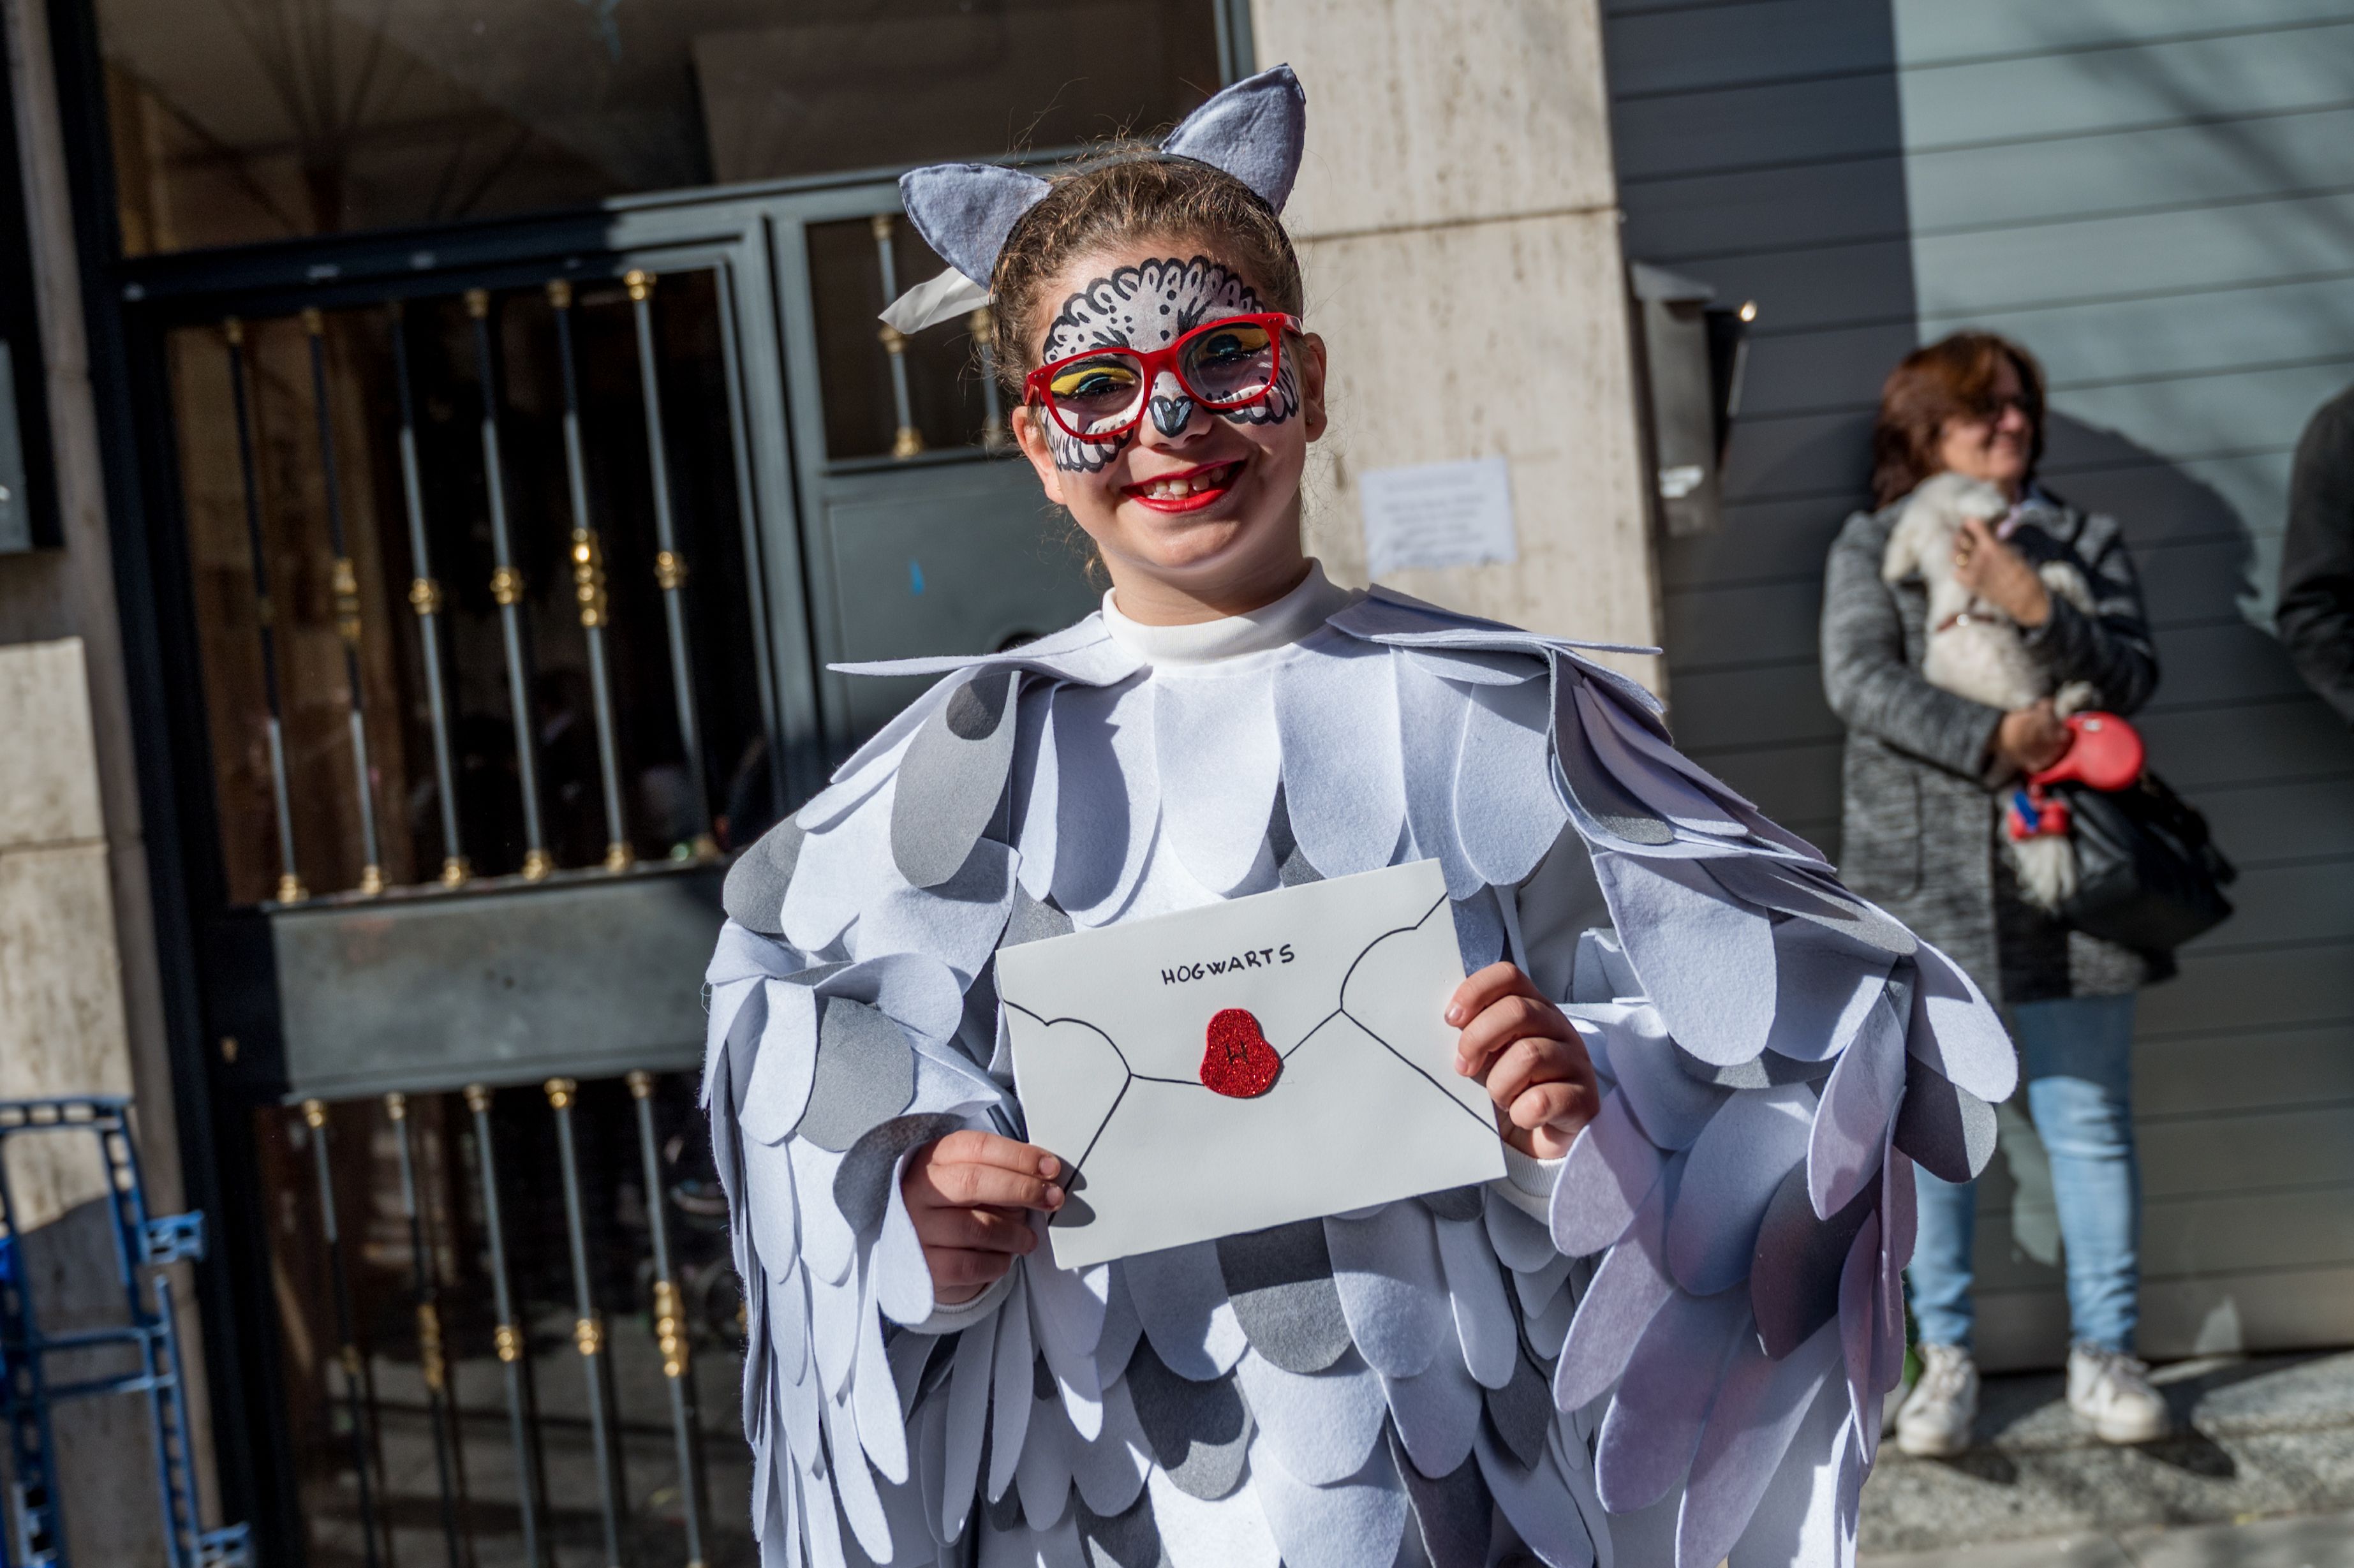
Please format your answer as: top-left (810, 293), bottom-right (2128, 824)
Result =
top-left (1665, 1084), bottom-right (1813, 1296)
top-left (873, 1151), bottom-right (936, 1326)
top-left (1127, 1241), bottom-right (1248, 1381)
top-left (1154, 662), bottom-right (1284, 895)
top-left (1570, 1005), bottom-right (1728, 1151)
top-left (1381, 1345), bottom-right (1483, 1479)
top-left (1234, 1349), bottom-right (1389, 1486)
top-left (1011, 682), bottom-right (1061, 901)
top-left (1146, 1463), bottom-right (1282, 1568)
top-left (1248, 1432), bottom-right (1410, 1568)
top-left (1273, 637), bottom-right (1408, 878)
top-left (853, 1263), bottom-right (911, 1484)
top-left (1595, 1285), bottom-right (1745, 1511)
top-left (1432, 1213), bottom-right (1518, 1391)
top-left (743, 979), bottom-right (821, 1143)
top-left (1455, 675), bottom-right (1570, 889)
top-left (1575, 683), bottom-right (1746, 839)
top-left (1029, 1254), bottom-right (1112, 1400)
top-left (1013, 1384), bottom-right (1074, 1531)
top-left (824, 1381), bottom-right (894, 1560)
top-left (991, 1271), bottom-right (1035, 1500)
top-left (1763, 922), bottom-right (1890, 1065)
top-left (1067, 1372), bottom-right (1151, 1516)
top-left (743, 1135), bottom-right (802, 1280)
top-left (1907, 940), bottom-right (2021, 1104)
top-left (1051, 678), bottom-right (1161, 924)
top-left (1677, 1320), bottom-right (1839, 1568)
top-left (1396, 656), bottom-right (1481, 898)
top-left (1324, 1202), bottom-right (1448, 1378)
top-left (1553, 1178), bottom-right (1675, 1413)
top-left (852, 841), bottom-right (1019, 985)
top-left (1551, 1090), bottom-right (1667, 1258)
top-left (1476, 1426), bottom-right (1599, 1568)
top-left (1725, 1378), bottom-right (1856, 1568)
top-left (942, 1306), bottom-right (996, 1541)
top-left (790, 1137), bottom-right (856, 1286)
top-left (1807, 995), bottom-right (1907, 1219)
top-left (1595, 855), bottom-right (1779, 1068)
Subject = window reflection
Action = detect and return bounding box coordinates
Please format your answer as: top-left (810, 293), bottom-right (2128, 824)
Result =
top-left (97, 0), bottom-right (1224, 255)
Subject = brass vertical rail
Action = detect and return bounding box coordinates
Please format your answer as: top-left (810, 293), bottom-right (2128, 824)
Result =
top-left (222, 318), bottom-right (307, 904)
top-left (547, 281), bottom-right (635, 873)
top-left (389, 304), bottom-right (470, 887)
top-left (628, 1072), bottom-right (708, 1566)
top-left (464, 1084), bottom-right (547, 1568)
top-left (301, 309), bottom-right (387, 896)
top-left (969, 305), bottom-right (1009, 450)
top-left (870, 214), bottom-right (923, 458)
top-left (623, 270), bottom-right (718, 860)
top-left (387, 1094), bottom-right (471, 1567)
top-left (466, 290), bottom-right (552, 880)
top-left (545, 1079), bottom-right (628, 1566)
top-left (301, 1100), bottom-right (388, 1568)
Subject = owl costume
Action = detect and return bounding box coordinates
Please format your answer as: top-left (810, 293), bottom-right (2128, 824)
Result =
top-left (703, 67), bottom-right (2015, 1568)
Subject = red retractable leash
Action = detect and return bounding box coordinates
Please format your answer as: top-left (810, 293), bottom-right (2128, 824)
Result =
top-left (2005, 711), bottom-right (2146, 841)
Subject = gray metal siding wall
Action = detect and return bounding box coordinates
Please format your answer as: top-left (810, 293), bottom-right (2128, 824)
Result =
top-left (1604, 0), bottom-right (2354, 1370)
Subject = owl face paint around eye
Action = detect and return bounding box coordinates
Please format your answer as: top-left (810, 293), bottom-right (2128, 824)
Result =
top-left (1035, 256), bottom-right (1302, 475)
top-left (1010, 242), bottom-right (1327, 621)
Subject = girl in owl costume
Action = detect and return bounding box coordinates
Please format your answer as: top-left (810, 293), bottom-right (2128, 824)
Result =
top-left (706, 65), bottom-right (2015, 1568)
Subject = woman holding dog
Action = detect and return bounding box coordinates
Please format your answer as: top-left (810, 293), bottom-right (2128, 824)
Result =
top-left (1820, 334), bottom-right (2167, 1455)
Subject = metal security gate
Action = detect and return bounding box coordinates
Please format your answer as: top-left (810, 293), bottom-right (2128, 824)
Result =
top-left (101, 176), bottom-right (1097, 1567)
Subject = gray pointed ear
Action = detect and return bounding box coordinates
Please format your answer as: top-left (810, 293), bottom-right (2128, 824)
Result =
top-left (1160, 63), bottom-right (1307, 212)
top-left (898, 163), bottom-right (1053, 288)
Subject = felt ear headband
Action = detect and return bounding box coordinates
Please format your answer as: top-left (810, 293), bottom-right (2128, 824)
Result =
top-left (880, 63), bottom-right (1307, 334)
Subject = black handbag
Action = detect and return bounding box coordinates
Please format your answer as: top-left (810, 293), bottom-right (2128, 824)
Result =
top-left (2054, 772), bottom-right (2237, 952)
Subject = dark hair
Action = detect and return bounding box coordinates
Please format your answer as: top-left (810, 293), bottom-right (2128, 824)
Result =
top-left (1869, 332), bottom-right (2047, 508)
top-left (988, 151), bottom-right (1305, 399)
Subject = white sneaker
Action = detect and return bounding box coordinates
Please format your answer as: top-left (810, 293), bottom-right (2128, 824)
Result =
top-left (1895, 1343), bottom-right (1979, 1457)
top-left (2068, 1343), bottom-right (2171, 1444)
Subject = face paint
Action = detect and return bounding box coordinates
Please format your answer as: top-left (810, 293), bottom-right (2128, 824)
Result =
top-left (1035, 256), bottom-right (1301, 472)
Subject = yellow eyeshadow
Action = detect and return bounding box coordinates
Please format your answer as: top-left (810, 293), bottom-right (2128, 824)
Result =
top-left (1048, 363), bottom-right (1140, 397)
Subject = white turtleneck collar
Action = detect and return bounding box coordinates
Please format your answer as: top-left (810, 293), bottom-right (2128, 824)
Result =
top-left (1100, 559), bottom-right (1360, 667)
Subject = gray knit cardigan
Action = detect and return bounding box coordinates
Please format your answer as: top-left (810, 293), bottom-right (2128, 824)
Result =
top-left (1819, 490), bottom-right (2165, 1004)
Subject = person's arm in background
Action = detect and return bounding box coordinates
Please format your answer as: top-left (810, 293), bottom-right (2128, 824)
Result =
top-left (2279, 390), bottom-right (2354, 726)
top-left (1821, 512), bottom-right (2012, 781)
top-left (2017, 511), bottom-right (2160, 717)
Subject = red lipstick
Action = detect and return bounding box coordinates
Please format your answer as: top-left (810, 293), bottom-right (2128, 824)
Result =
top-left (1122, 459), bottom-right (1243, 514)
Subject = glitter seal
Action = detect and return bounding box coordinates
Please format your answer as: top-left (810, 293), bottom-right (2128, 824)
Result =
top-left (1199, 1007), bottom-right (1281, 1098)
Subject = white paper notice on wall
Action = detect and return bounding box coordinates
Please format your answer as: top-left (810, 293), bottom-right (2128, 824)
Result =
top-left (1359, 454), bottom-right (1519, 578)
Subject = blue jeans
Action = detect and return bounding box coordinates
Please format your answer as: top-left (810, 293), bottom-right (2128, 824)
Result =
top-left (1906, 992), bottom-right (2141, 1354)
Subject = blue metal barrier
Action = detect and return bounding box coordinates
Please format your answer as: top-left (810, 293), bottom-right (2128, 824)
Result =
top-left (0, 1097), bottom-right (249, 1568)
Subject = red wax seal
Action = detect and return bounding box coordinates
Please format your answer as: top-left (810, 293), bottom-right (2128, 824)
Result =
top-left (1200, 1008), bottom-right (1282, 1098)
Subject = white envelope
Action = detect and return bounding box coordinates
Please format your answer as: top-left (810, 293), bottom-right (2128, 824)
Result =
top-left (998, 859), bottom-right (1508, 1268)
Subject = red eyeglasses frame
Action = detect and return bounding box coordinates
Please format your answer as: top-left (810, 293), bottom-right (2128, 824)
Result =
top-left (1022, 311), bottom-right (1305, 443)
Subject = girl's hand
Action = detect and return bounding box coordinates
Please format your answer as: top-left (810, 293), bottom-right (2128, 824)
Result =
top-left (900, 1130), bottom-right (1065, 1305)
top-left (1952, 515), bottom-right (2050, 626)
top-left (1446, 962), bottom-right (1602, 1160)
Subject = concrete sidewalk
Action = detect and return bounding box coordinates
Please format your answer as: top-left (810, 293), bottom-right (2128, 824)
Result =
top-left (1859, 1349), bottom-right (2354, 1564)
top-left (1863, 1510), bottom-right (2354, 1567)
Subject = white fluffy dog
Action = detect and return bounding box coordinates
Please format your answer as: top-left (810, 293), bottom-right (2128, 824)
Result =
top-left (1881, 471), bottom-right (2098, 907)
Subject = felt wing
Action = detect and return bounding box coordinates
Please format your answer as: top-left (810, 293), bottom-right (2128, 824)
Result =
top-left (1537, 713), bottom-right (1998, 1566)
top-left (1329, 586), bottom-right (2008, 1567)
top-left (703, 919), bottom-right (1008, 1566)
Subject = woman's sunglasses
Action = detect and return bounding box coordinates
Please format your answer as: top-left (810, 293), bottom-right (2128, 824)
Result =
top-left (1023, 312), bottom-right (1303, 443)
